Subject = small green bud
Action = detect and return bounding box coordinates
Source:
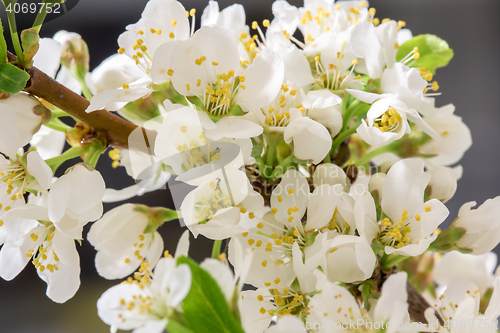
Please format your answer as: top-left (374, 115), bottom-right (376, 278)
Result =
top-left (21, 29), bottom-right (40, 67)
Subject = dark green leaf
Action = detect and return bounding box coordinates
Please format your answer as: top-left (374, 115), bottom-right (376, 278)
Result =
top-left (0, 63), bottom-right (30, 94)
top-left (396, 34), bottom-right (454, 74)
top-left (176, 256), bottom-right (245, 333)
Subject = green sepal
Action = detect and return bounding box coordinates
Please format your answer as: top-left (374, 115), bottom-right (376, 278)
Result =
top-left (153, 81), bottom-right (189, 106)
top-left (396, 34), bottom-right (454, 74)
top-left (227, 104), bottom-right (244, 117)
top-left (176, 256), bottom-right (245, 333)
top-left (250, 139), bottom-right (263, 159)
top-left (427, 226), bottom-right (471, 253)
top-left (276, 139), bottom-right (291, 163)
top-left (186, 95), bottom-right (204, 110)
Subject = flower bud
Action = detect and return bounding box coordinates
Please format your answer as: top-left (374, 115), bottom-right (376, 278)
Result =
top-left (53, 31), bottom-right (90, 81)
top-left (425, 165), bottom-right (460, 203)
top-left (20, 28), bottom-right (40, 66)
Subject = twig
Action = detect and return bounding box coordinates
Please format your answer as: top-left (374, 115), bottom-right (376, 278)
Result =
top-left (7, 51), bottom-right (157, 154)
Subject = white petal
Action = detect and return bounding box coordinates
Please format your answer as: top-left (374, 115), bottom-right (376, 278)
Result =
top-left (33, 38), bottom-right (63, 78)
top-left (86, 87), bottom-right (152, 112)
top-left (305, 184), bottom-right (342, 231)
top-left (235, 48), bottom-right (285, 111)
top-left (166, 264), bottom-right (192, 307)
top-left (27, 151), bottom-right (52, 190)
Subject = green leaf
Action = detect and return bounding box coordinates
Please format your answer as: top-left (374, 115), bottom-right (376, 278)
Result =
top-left (166, 320), bottom-right (196, 333)
top-left (176, 256), bottom-right (245, 333)
top-left (396, 34), bottom-right (454, 74)
top-left (0, 18), bottom-right (30, 94)
top-left (0, 63), bottom-right (30, 94)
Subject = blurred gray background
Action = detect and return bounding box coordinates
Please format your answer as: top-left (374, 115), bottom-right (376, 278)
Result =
top-left (1, 0), bottom-right (500, 332)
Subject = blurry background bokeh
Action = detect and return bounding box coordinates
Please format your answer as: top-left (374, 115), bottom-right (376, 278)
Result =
top-left (1, 0), bottom-right (500, 331)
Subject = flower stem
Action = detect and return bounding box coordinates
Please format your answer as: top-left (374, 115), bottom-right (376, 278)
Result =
top-left (32, 4), bottom-right (48, 32)
top-left (380, 254), bottom-right (409, 270)
top-left (331, 127), bottom-right (357, 154)
top-left (211, 240), bottom-right (222, 259)
top-left (6, 10), bottom-right (23, 62)
top-left (354, 144), bottom-right (396, 167)
top-left (45, 146), bottom-right (90, 172)
top-left (78, 78), bottom-right (93, 101)
top-left (44, 117), bottom-right (72, 132)
top-left (84, 141), bottom-right (105, 167)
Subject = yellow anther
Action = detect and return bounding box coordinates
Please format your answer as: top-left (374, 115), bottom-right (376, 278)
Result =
top-left (260, 307), bottom-right (266, 314)
top-left (150, 28), bottom-right (156, 34)
top-left (122, 83), bottom-right (129, 89)
top-left (432, 81), bottom-right (440, 91)
top-left (171, 20), bottom-right (177, 27)
top-left (190, 8), bottom-right (196, 16)
top-left (288, 189), bottom-right (295, 195)
top-left (271, 208), bottom-right (278, 214)
top-left (413, 53), bottom-right (420, 60)
top-left (398, 20), bottom-right (406, 27)
top-left (293, 230), bottom-right (299, 237)
top-left (186, 83), bottom-right (191, 91)
top-left (212, 61), bottom-right (219, 66)
top-left (117, 47), bottom-right (125, 54)
top-left (257, 295), bottom-right (264, 301)
top-left (124, 258), bottom-right (131, 264)
top-left (425, 206), bottom-right (432, 212)
top-left (277, 195), bottom-right (283, 203)
top-left (352, 59), bottom-right (358, 65)
top-left (360, 1), bottom-right (368, 7)
top-left (209, 181), bottom-right (216, 189)
top-left (169, 32), bottom-right (175, 39)
top-left (249, 212), bottom-right (255, 219)
top-left (263, 19), bottom-right (270, 27)
top-left (369, 8), bottom-right (376, 15)
top-left (261, 260), bottom-right (268, 267)
top-left (252, 21), bottom-right (258, 29)
top-left (239, 75), bottom-right (246, 83)
top-left (180, 125), bottom-right (187, 133)
top-left (248, 239), bottom-right (255, 246)
top-left (274, 278), bottom-right (281, 285)
top-left (257, 222), bottom-right (264, 229)
top-left (167, 69), bottom-right (174, 76)
top-left (239, 206), bottom-right (247, 214)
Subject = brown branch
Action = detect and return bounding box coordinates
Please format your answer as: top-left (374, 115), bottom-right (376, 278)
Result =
top-left (7, 51), bottom-right (156, 154)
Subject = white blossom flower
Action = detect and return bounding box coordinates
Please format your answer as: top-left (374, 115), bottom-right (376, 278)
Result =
top-left (419, 105), bottom-right (472, 167)
top-left (88, 203), bottom-right (166, 279)
top-left (181, 169), bottom-right (263, 240)
top-left (86, 0), bottom-right (191, 112)
top-left (47, 164), bottom-right (105, 239)
top-left (426, 166), bottom-right (461, 203)
top-left (451, 197), bottom-right (500, 255)
top-left (30, 126), bottom-right (66, 160)
top-left (97, 258), bottom-right (191, 333)
top-left (433, 251), bottom-right (497, 294)
top-left (0, 151), bottom-right (52, 242)
top-left (284, 116), bottom-right (332, 164)
top-left (357, 158), bottom-right (449, 256)
top-left (425, 276), bottom-right (500, 332)
top-left (201, 1), bottom-right (247, 39)
top-left (0, 181), bottom-right (102, 303)
top-left (0, 93), bottom-right (46, 158)
top-left (151, 25), bottom-right (284, 140)
top-left (307, 272), bottom-right (414, 333)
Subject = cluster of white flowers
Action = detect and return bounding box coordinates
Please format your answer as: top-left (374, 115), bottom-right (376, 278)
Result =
top-left (2, 0), bottom-right (500, 332)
